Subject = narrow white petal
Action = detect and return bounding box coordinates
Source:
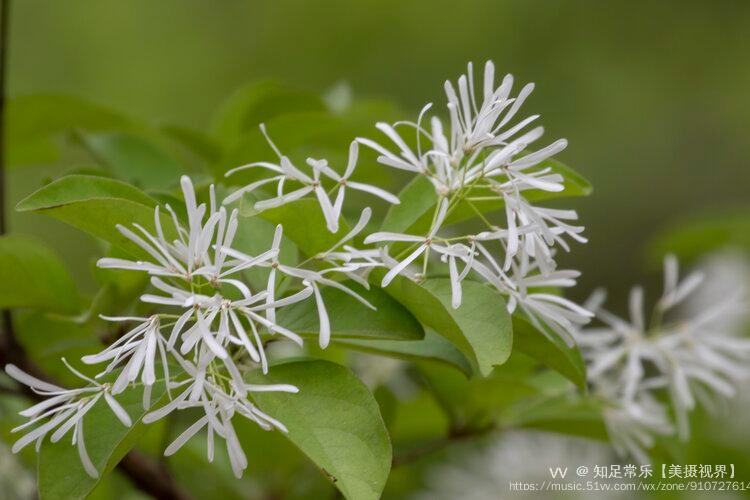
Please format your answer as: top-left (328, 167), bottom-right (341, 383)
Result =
top-left (104, 393), bottom-right (132, 427)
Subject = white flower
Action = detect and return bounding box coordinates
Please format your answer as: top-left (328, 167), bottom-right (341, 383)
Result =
top-left (443, 233), bottom-right (590, 343)
top-left (223, 124), bottom-right (340, 232)
top-left (500, 194), bottom-right (586, 273)
top-left (505, 267), bottom-right (593, 346)
top-left (468, 245), bottom-right (592, 345)
top-left (356, 120), bottom-right (430, 175)
top-left (577, 254), bottom-right (750, 455)
top-left (307, 140), bottom-right (400, 219)
top-left (313, 208), bottom-right (385, 288)
top-left (223, 218), bottom-right (376, 349)
top-left (436, 242), bottom-right (475, 309)
top-left (364, 198), bottom-right (451, 287)
top-left (415, 430), bottom-right (616, 500)
top-left (478, 135), bottom-right (568, 192)
top-left (356, 60), bottom-right (585, 297)
top-left (98, 176), bottom-right (241, 284)
top-left (5, 361), bottom-right (132, 478)
top-left (357, 61), bottom-right (568, 197)
top-left (143, 359), bottom-right (297, 478)
top-left (443, 61), bottom-right (537, 153)
top-left (81, 315), bottom-right (169, 396)
top-left (139, 277), bottom-right (311, 374)
top-left (602, 394), bottom-right (673, 465)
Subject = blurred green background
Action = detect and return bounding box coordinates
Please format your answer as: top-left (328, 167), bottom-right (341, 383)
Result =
top-left (7, 0), bottom-right (750, 301)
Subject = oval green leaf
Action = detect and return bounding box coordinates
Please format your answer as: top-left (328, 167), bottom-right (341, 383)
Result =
top-left (335, 330), bottom-right (473, 377)
top-left (248, 360), bottom-right (391, 500)
top-left (513, 316), bottom-right (587, 390)
top-left (16, 175), bottom-right (176, 259)
top-left (278, 281), bottom-right (423, 342)
top-left (0, 235), bottom-right (80, 314)
top-left (370, 271), bottom-right (512, 377)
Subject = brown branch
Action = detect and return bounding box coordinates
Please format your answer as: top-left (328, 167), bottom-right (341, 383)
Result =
top-left (392, 424), bottom-right (495, 468)
top-left (0, 0), bottom-right (8, 236)
top-left (119, 452), bottom-right (190, 500)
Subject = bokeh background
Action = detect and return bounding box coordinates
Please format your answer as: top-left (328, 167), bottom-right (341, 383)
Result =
top-left (7, 0), bottom-right (750, 302)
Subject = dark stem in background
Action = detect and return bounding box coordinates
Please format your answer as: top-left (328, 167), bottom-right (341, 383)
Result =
top-left (0, 0), bottom-right (23, 372)
top-left (391, 424), bottom-right (495, 468)
top-left (0, 0), bottom-right (8, 235)
top-left (0, 3), bottom-right (188, 499)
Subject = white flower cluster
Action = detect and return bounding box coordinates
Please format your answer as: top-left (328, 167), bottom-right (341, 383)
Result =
top-left (5, 176), bottom-right (379, 478)
top-left (224, 125), bottom-right (399, 233)
top-left (415, 430), bottom-right (617, 500)
top-left (576, 254), bottom-right (750, 463)
top-left (359, 61), bottom-right (590, 345)
top-left (226, 61), bottom-right (590, 345)
top-left (5, 61), bottom-right (591, 479)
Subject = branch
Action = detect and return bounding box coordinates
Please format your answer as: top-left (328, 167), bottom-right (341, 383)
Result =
top-left (119, 452), bottom-right (191, 500)
top-left (391, 424), bottom-right (495, 467)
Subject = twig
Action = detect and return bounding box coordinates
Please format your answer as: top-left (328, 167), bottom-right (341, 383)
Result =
top-left (391, 424), bottom-right (495, 467)
top-left (0, 0), bottom-right (7, 236)
top-left (119, 452), bottom-right (190, 500)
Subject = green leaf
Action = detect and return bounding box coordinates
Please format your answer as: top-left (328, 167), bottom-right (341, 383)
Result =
top-left (160, 124), bottom-right (223, 164)
top-left (418, 358), bottom-right (541, 429)
top-left (335, 330), bottom-right (473, 377)
top-left (16, 174), bottom-right (157, 210)
top-left (380, 158), bottom-right (592, 234)
top-left (0, 235), bottom-right (80, 313)
top-left (379, 175), bottom-right (438, 234)
top-left (370, 272), bottom-right (512, 377)
top-left (15, 313), bottom-right (100, 384)
top-left (278, 281), bottom-right (423, 342)
top-left (38, 382), bottom-right (165, 500)
top-left (77, 132), bottom-right (185, 189)
top-left (504, 393), bottom-right (608, 441)
top-left (513, 316), bottom-right (587, 390)
top-left (212, 81), bottom-right (326, 144)
top-left (248, 360), bottom-right (391, 500)
top-left (253, 198), bottom-right (351, 257)
top-left (6, 94), bottom-right (134, 167)
top-left (16, 175), bottom-right (177, 259)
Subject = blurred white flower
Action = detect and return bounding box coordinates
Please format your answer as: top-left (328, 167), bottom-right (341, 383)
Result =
top-left (577, 254), bottom-right (750, 459)
top-left (414, 430), bottom-right (617, 500)
top-left (0, 443), bottom-right (35, 499)
top-left (602, 393), bottom-right (673, 465)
